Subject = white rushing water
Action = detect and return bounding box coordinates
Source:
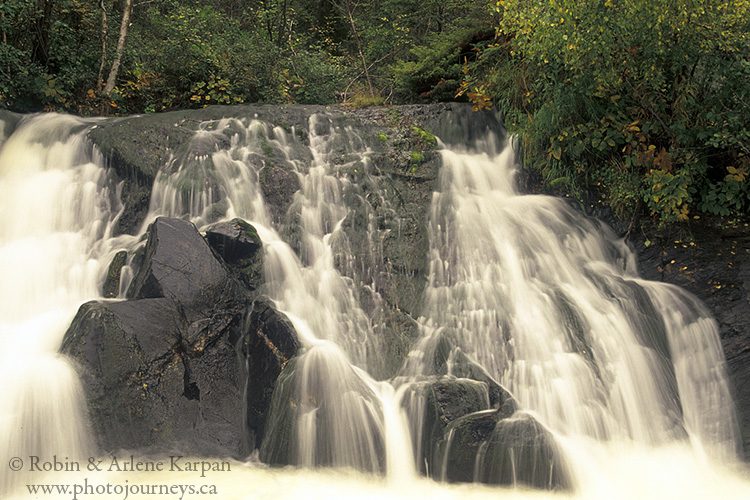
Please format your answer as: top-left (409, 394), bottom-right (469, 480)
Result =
top-left (0, 113), bottom-right (135, 494)
top-left (1, 110), bottom-right (748, 499)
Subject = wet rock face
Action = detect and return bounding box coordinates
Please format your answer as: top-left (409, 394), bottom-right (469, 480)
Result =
top-left (413, 378), bottom-right (497, 475)
top-left (204, 218), bottom-right (264, 292)
top-left (631, 218), bottom-right (750, 460)
top-left (78, 104), bottom-right (750, 466)
top-left (62, 298), bottom-right (244, 456)
top-left (241, 296), bottom-right (300, 450)
top-left (403, 374), bottom-right (567, 490)
top-left (102, 250), bottom-right (127, 298)
top-left (0, 110), bottom-right (22, 144)
top-left (85, 104), bottom-right (504, 379)
top-left (62, 217), bottom-right (298, 458)
top-left (437, 410), bottom-right (571, 490)
top-left (259, 162), bottom-right (301, 226)
top-left (126, 217), bottom-right (247, 316)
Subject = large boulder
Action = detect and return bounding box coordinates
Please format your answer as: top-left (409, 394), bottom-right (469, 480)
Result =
top-left (405, 377), bottom-right (517, 476)
top-left (62, 298), bottom-right (244, 456)
top-left (126, 217), bottom-right (247, 317)
top-left (436, 409), bottom-right (571, 490)
top-left (62, 217), bottom-right (299, 458)
top-left (204, 218), bottom-right (264, 293)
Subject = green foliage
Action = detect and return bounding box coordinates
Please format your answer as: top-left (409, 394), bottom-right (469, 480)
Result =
top-left (189, 75), bottom-right (243, 106)
top-left (409, 151), bottom-right (425, 173)
top-left (261, 139), bottom-right (274, 157)
top-left (284, 50), bottom-right (347, 104)
top-left (644, 168), bottom-right (691, 222)
top-left (393, 28), bottom-right (485, 103)
top-left (460, 0), bottom-right (750, 223)
top-left (125, 2), bottom-right (283, 111)
top-left (0, 0), bottom-right (498, 113)
top-left (699, 166), bottom-right (750, 216)
top-left (0, 0), bottom-right (101, 111)
top-left (346, 91), bottom-right (386, 108)
top-left (411, 126), bottom-right (436, 147)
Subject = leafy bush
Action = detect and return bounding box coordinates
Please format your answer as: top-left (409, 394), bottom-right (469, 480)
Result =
top-left (393, 30), bottom-right (483, 102)
top-left (284, 50), bottom-right (347, 104)
top-left (463, 0), bottom-right (750, 222)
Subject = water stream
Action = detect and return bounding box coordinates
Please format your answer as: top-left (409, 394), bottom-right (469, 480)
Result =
top-left (0, 109), bottom-right (748, 499)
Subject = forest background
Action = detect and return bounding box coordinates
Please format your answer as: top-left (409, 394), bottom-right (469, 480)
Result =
top-left (1, 0), bottom-right (748, 223)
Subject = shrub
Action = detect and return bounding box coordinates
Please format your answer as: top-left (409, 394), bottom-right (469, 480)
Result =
top-left (463, 0), bottom-right (750, 222)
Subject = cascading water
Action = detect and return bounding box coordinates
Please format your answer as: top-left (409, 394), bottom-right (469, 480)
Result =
top-left (1, 107), bottom-right (748, 500)
top-left (141, 112), bottom-right (411, 475)
top-left (0, 113), bottom-right (136, 494)
top-left (403, 130), bottom-right (742, 486)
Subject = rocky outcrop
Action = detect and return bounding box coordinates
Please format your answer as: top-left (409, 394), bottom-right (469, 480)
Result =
top-left (0, 110), bottom-right (22, 144)
top-left (204, 218), bottom-right (264, 292)
top-left (101, 250), bottom-right (127, 297)
top-left (62, 217), bottom-right (299, 458)
top-left (630, 217), bottom-right (750, 461)
top-left (436, 410), bottom-right (570, 490)
top-left (401, 360), bottom-right (566, 489)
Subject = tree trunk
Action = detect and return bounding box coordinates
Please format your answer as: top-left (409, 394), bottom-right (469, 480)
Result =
top-left (97, 0), bottom-right (108, 92)
top-left (103, 0), bottom-right (133, 97)
top-left (1, 12), bottom-right (8, 77)
top-left (31, 0), bottom-right (54, 66)
top-left (334, 0), bottom-right (374, 97)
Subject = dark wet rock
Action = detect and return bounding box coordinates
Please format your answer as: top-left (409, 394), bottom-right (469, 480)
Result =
top-left (415, 377), bottom-right (491, 474)
top-left (259, 161), bottom-right (301, 226)
top-left (102, 250), bottom-right (128, 298)
top-left (80, 103), bottom-right (750, 463)
top-left (406, 374), bottom-right (518, 475)
top-left (62, 215), bottom-right (306, 458)
top-left (378, 309), bottom-right (421, 380)
top-left (421, 102), bottom-right (505, 150)
top-left (241, 296), bottom-right (300, 450)
top-left (62, 217), bottom-right (279, 458)
top-left (205, 218), bottom-right (264, 292)
top-left (113, 184), bottom-right (151, 236)
top-left (0, 110), bottom-right (22, 142)
top-left (89, 118), bottom-right (188, 236)
top-left (416, 329), bottom-right (516, 412)
top-left (62, 297), bottom-right (245, 457)
top-left (437, 410), bottom-right (571, 490)
top-left (127, 217), bottom-right (247, 322)
top-left (631, 217), bottom-right (750, 460)
top-left (449, 350), bottom-right (517, 414)
top-left (86, 104), bottom-right (467, 378)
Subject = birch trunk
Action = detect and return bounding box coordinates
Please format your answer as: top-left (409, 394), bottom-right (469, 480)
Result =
top-left (97, 0), bottom-right (108, 92)
top-left (103, 0), bottom-right (133, 97)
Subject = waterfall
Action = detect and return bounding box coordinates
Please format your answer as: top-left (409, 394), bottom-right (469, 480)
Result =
top-left (405, 132), bottom-right (742, 483)
top-left (0, 113), bottom-right (134, 493)
top-left (1, 108), bottom-right (748, 499)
